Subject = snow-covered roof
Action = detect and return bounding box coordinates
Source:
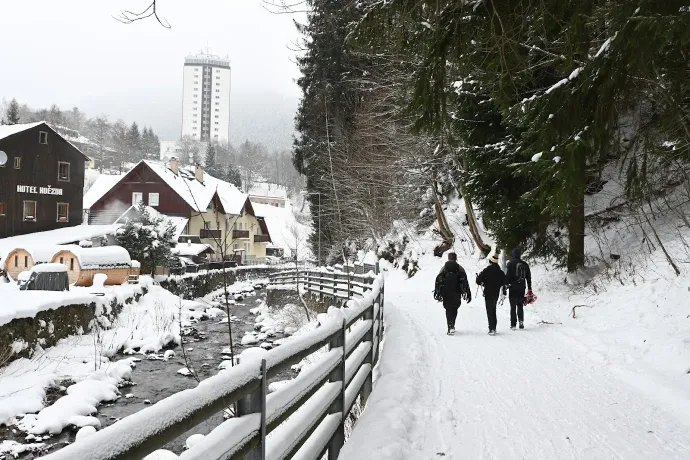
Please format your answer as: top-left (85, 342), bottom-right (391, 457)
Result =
top-left (55, 245), bottom-right (132, 269)
top-left (83, 173), bottom-right (125, 209)
top-left (251, 202), bottom-right (311, 257)
top-left (172, 243), bottom-right (214, 257)
top-left (82, 160), bottom-right (250, 216)
top-left (0, 122), bottom-right (46, 141)
top-left (0, 225), bottom-right (121, 263)
top-left (29, 263), bottom-right (67, 273)
top-left (0, 122), bottom-right (90, 160)
top-left (248, 182), bottom-right (288, 200)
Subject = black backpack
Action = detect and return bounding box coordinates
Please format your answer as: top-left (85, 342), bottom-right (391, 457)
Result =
top-left (434, 268), bottom-right (470, 302)
top-left (516, 261), bottom-right (529, 285)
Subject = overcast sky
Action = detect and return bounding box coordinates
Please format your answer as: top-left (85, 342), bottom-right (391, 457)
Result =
top-left (0, 0), bottom-right (304, 150)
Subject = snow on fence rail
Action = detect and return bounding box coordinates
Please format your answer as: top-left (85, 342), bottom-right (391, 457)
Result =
top-left (268, 269), bottom-right (377, 302)
top-left (42, 274), bottom-right (385, 460)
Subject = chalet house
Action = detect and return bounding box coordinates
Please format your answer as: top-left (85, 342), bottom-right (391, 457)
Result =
top-left (84, 159), bottom-right (272, 263)
top-left (0, 122), bottom-right (88, 239)
top-left (249, 182), bottom-right (287, 208)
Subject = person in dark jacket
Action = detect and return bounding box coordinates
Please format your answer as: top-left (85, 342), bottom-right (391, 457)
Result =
top-left (505, 248), bottom-right (532, 330)
top-left (476, 254), bottom-right (505, 335)
top-left (436, 253), bottom-right (471, 335)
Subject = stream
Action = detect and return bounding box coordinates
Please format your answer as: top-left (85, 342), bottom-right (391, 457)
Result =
top-left (2, 285), bottom-right (297, 459)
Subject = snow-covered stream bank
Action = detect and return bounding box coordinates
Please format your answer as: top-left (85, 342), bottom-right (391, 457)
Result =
top-left (0, 281), bottom-right (302, 459)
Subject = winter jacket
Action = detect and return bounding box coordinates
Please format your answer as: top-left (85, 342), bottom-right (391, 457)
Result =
top-left (506, 258), bottom-right (532, 297)
top-left (438, 261), bottom-right (470, 309)
top-left (476, 262), bottom-right (505, 299)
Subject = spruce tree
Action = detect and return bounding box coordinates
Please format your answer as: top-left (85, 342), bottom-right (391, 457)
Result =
top-left (5, 98), bottom-right (20, 125)
top-left (128, 122), bottom-right (141, 161)
top-left (115, 203), bottom-right (175, 274)
top-left (205, 142), bottom-right (216, 169)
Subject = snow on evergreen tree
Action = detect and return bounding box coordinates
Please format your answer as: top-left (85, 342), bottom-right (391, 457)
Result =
top-left (128, 122), bottom-right (141, 162)
top-left (5, 98), bottom-right (20, 125)
top-left (115, 203), bottom-right (176, 274)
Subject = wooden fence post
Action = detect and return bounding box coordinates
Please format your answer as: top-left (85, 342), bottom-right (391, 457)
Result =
top-left (327, 319), bottom-right (346, 460)
top-left (332, 271), bottom-right (337, 306)
top-left (237, 360), bottom-right (267, 460)
top-left (361, 301), bottom-right (374, 405)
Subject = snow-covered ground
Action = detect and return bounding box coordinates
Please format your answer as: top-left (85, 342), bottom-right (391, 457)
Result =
top-left (342, 197), bottom-right (690, 459)
top-left (252, 201), bottom-right (312, 259)
top-left (0, 281), bottom-right (260, 432)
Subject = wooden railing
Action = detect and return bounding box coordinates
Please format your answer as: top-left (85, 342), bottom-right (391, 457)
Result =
top-left (232, 229), bottom-right (250, 239)
top-left (42, 272), bottom-right (385, 460)
top-left (269, 268), bottom-right (377, 303)
top-left (254, 234), bottom-right (271, 243)
top-left (200, 228), bottom-right (222, 239)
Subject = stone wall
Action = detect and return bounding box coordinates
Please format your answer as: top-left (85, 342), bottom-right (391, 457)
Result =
top-left (0, 290), bottom-right (143, 365)
top-left (161, 266), bottom-right (285, 299)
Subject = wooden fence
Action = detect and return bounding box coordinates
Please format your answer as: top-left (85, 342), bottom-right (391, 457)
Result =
top-left (42, 273), bottom-right (385, 460)
top-left (268, 268), bottom-right (377, 305)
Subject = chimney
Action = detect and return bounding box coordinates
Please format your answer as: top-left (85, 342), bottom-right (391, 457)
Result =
top-left (169, 157), bottom-right (179, 175)
top-left (195, 163), bottom-right (204, 183)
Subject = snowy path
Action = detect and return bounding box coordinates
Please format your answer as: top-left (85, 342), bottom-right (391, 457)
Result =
top-left (341, 266), bottom-right (690, 460)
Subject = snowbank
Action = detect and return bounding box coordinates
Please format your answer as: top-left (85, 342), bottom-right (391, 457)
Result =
top-left (0, 284), bottom-right (208, 427)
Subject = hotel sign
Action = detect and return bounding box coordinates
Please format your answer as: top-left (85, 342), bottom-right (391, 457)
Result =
top-left (17, 185), bottom-right (64, 196)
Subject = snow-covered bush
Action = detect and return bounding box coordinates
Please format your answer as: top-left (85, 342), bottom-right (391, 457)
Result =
top-left (115, 203), bottom-right (176, 274)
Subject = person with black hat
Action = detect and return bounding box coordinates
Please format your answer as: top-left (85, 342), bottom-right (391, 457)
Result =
top-left (505, 248), bottom-right (533, 330)
top-left (433, 252), bottom-right (471, 335)
top-left (476, 253), bottom-right (505, 335)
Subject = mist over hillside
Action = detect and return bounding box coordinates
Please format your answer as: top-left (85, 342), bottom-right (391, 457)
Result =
top-left (77, 88), bottom-right (297, 152)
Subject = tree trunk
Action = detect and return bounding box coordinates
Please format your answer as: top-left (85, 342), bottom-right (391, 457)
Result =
top-left (431, 181), bottom-right (454, 244)
top-left (450, 156), bottom-right (491, 255)
top-left (567, 155), bottom-right (586, 272)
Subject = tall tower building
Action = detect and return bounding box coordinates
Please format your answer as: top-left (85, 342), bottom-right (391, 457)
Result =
top-left (181, 52), bottom-right (231, 144)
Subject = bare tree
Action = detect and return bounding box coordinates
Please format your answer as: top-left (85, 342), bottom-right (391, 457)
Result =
top-left (114, 0), bottom-right (170, 28)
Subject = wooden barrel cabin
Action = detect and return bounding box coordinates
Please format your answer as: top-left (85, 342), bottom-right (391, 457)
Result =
top-left (1, 245), bottom-right (64, 280)
top-left (2, 248), bottom-right (35, 280)
top-left (51, 245), bottom-right (132, 286)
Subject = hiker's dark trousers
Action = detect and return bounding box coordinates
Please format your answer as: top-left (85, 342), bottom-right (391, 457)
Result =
top-left (444, 306), bottom-right (459, 329)
top-left (485, 296), bottom-right (498, 331)
top-left (509, 296), bottom-right (524, 327)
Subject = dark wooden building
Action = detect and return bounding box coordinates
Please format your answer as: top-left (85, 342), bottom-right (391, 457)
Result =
top-left (0, 122), bottom-right (88, 238)
top-left (87, 160), bottom-right (193, 225)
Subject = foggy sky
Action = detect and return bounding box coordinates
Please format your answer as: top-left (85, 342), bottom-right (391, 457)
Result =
top-left (0, 1), bottom-right (304, 150)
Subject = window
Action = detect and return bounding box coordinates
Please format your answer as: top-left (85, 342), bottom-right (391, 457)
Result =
top-left (14, 255), bottom-right (18, 268)
top-left (24, 256), bottom-right (28, 267)
top-left (14, 157), bottom-right (21, 169)
top-left (23, 201), bottom-right (36, 221)
top-left (70, 258), bottom-right (74, 271)
top-left (244, 242), bottom-right (250, 254)
top-left (149, 193), bottom-right (159, 207)
top-left (132, 192), bottom-right (143, 206)
top-left (234, 243), bottom-right (239, 250)
top-left (58, 162), bottom-right (70, 181)
top-left (60, 256), bottom-right (64, 264)
top-left (39, 131), bottom-right (48, 144)
top-left (0, 202), bottom-right (5, 216)
top-left (57, 203), bottom-right (69, 222)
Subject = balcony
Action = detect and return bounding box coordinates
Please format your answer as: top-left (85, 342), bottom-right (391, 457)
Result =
top-left (232, 230), bottom-right (250, 239)
top-left (200, 229), bottom-right (221, 239)
top-left (254, 234), bottom-right (271, 243)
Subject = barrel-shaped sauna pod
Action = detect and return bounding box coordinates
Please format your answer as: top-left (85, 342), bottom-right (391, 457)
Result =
top-left (2, 248), bottom-right (35, 280)
top-left (51, 245), bottom-right (132, 286)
